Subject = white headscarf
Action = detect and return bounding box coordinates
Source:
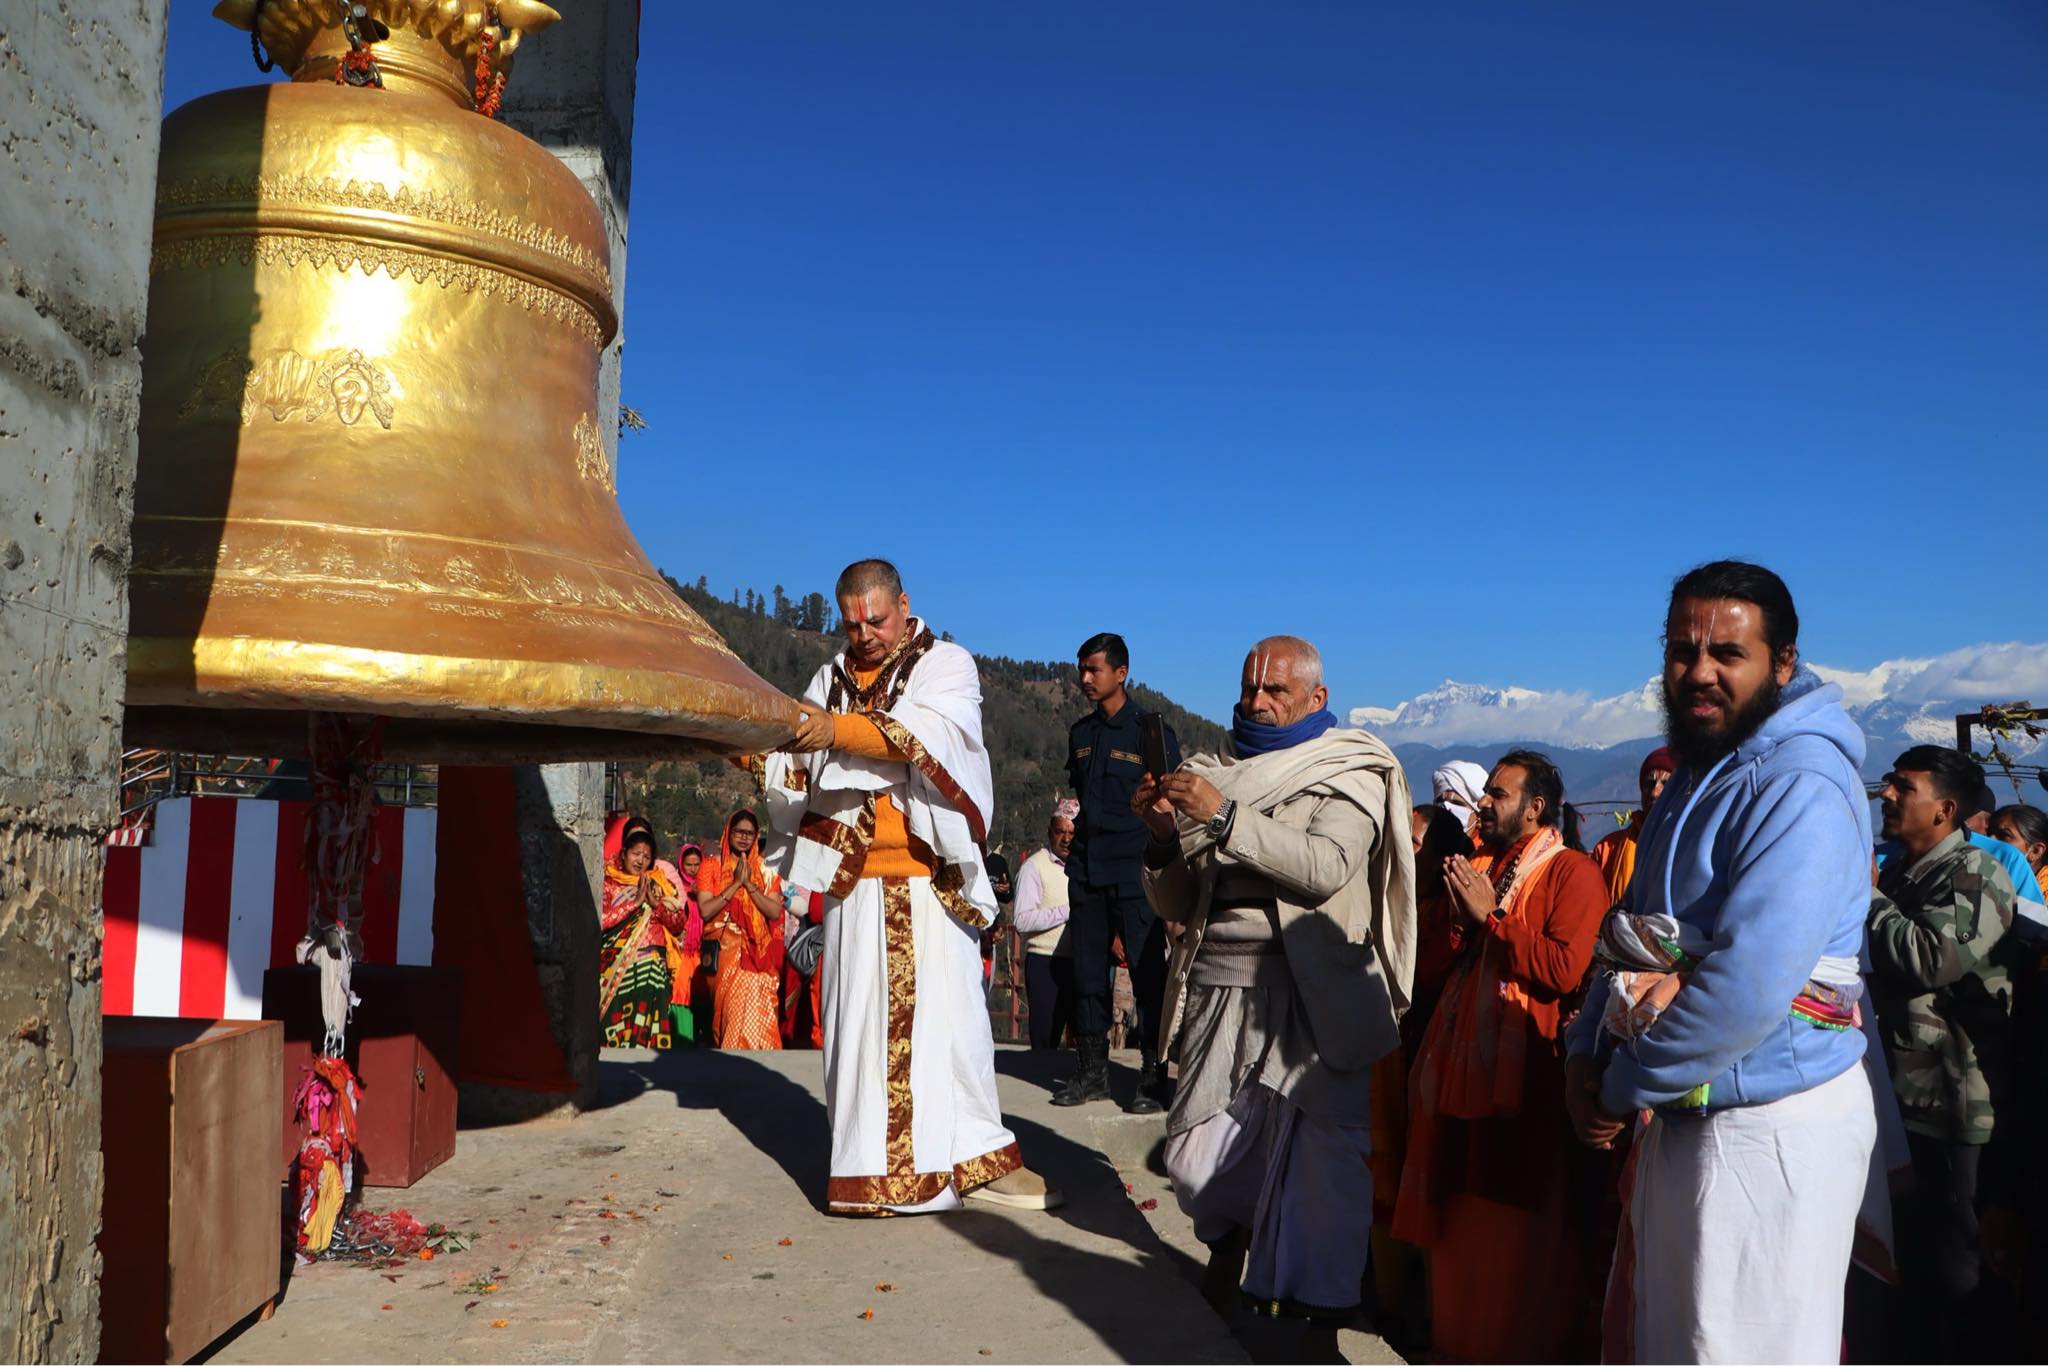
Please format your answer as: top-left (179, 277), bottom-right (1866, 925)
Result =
top-left (1432, 759), bottom-right (1489, 826)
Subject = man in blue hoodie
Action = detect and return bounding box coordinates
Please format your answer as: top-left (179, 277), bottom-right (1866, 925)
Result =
top-left (1564, 561), bottom-right (1877, 1365)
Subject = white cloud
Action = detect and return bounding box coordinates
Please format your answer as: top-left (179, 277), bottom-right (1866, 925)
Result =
top-left (1348, 642), bottom-right (2048, 750)
top-left (1813, 642), bottom-right (2048, 707)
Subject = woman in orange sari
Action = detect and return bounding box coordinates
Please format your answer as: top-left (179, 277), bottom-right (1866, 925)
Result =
top-left (697, 809), bottom-right (785, 1050)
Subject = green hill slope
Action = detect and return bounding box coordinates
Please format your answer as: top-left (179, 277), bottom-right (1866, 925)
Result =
top-left (623, 578), bottom-right (1229, 856)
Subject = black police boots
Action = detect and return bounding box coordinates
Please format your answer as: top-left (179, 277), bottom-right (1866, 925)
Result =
top-left (1051, 1034), bottom-right (1111, 1106)
top-left (1126, 1046), bottom-right (1170, 1115)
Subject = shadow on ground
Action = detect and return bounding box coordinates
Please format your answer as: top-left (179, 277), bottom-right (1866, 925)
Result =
top-left (995, 1043), bottom-right (1154, 1103)
top-left (603, 1048), bottom-right (832, 1207)
top-left (944, 1207), bottom-right (1232, 1364)
top-left (603, 1046), bottom-right (1221, 1359)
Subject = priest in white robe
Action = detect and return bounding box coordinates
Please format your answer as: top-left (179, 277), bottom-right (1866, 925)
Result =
top-left (762, 558), bottom-right (1059, 1215)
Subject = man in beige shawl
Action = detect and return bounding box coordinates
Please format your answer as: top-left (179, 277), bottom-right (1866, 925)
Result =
top-left (1135, 635), bottom-right (1416, 1358)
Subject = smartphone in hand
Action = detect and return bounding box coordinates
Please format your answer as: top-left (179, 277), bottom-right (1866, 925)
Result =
top-left (1141, 712), bottom-right (1171, 778)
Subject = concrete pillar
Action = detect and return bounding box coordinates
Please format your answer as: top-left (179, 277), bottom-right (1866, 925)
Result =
top-left (0, 2), bottom-right (169, 1359)
top-left (502, 0), bottom-right (637, 481)
top-left (477, 0), bottom-right (638, 1119)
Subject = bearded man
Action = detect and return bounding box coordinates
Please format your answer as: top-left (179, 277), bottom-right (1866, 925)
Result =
top-left (1564, 560), bottom-right (1876, 1363)
top-left (1391, 748), bottom-right (1609, 1362)
top-left (1138, 635), bottom-right (1415, 1358)
top-left (762, 559), bottom-right (1058, 1215)
top-left (1593, 747), bottom-right (1676, 903)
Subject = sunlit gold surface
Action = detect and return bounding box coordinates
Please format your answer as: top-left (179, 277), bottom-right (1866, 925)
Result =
top-left (213, 0), bottom-right (560, 80)
top-left (128, 22), bottom-right (797, 760)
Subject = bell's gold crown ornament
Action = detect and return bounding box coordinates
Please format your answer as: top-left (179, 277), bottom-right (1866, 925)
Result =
top-left (129, 0), bottom-right (798, 761)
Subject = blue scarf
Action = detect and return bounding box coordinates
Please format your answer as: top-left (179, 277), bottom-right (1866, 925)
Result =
top-left (1231, 706), bottom-right (1340, 758)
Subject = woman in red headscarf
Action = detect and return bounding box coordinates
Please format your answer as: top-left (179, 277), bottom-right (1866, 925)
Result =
top-left (598, 825), bottom-right (689, 1050)
top-left (697, 809), bottom-right (785, 1050)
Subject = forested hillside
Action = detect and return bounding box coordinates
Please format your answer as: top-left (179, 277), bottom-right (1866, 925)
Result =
top-left (622, 578), bottom-right (1229, 855)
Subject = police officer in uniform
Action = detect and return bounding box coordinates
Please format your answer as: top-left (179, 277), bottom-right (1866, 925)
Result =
top-left (1053, 632), bottom-right (1181, 1112)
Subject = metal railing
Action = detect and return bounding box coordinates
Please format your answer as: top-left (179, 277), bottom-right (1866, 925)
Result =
top-left (117, 749), bottom-right (440, 821)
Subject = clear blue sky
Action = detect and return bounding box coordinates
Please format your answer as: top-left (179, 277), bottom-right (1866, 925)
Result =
top-left (164, 3), bottom-right (2048, 723)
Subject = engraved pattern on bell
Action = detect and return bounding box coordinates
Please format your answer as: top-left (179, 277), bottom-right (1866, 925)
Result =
top-left (127, 9), bottom-right (797, 760)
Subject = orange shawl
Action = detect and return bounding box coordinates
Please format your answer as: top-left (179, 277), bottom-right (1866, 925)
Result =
top-left (1409, 827), bottom-right (1565, 1123)
top-left (1592, 812), bottom-right (1643, 904)
top-left (698, 812), bottom-right (784, 975)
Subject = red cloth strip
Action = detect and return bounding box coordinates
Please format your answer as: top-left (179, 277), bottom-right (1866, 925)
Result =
top-left (102, 846), bottom-right (142, 1015)
top-left (176, 798), bottom-right (238, 1017)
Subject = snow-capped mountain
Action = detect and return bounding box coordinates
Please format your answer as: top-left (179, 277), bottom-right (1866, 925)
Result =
top-left (1352, 678), bottom-right (1663, 751)
top-left (1350, 642), bottom-right (2048, 802)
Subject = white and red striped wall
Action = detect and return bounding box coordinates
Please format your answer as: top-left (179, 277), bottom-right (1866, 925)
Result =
top-left (102, 797), bottom-right (437, 1020)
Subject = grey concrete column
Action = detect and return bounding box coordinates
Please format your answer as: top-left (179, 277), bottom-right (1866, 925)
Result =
top-left (503, 0), bottom-right (637, 481)
top-left (478, 0), bottom-right (638, 1120)
top-left (0, 2), bottom-right (170, 1359)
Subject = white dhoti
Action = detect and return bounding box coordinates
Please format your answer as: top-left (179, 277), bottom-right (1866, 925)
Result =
top-left (820, 874), bottom-right (1019, 1215)
top-left (1611, 1061), bottom-right (1875, 1364)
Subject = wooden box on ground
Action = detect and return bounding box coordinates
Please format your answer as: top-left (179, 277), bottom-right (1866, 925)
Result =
top-left (99, 1017), bottom-right (283, 1365)
top-left (262, 963), bottom-right (461, 1187)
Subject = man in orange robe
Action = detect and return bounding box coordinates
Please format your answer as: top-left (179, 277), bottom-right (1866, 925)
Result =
top-left (1591, 747), bottom-right (1676, 904)
top-left (1393, 749), bottom-right (1609, 1362)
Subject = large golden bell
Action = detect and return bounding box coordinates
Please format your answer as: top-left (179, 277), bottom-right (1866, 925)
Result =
top-left (127, 0), bottom-right (796, 762)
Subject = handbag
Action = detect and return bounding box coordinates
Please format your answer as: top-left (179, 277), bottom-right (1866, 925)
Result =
top-left (786, 921), bottom-right (825, 977)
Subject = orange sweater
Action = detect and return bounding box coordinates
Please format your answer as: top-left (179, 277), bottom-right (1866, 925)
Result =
top-left (834, 674), bottom-right (938, 880)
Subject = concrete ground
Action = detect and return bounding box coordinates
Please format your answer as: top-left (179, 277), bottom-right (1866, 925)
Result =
top-left (202, 1047), bottom-right (1403, 1365)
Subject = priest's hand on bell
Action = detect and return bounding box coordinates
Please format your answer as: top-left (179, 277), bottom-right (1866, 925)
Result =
top-left (1444, 853), bottom-right (1498, 927)
top-left (789, 706), bottom-right (837, 753)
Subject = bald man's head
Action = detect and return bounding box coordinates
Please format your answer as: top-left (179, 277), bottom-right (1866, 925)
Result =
top-left (1239, 636), bottom-right (1329, 727)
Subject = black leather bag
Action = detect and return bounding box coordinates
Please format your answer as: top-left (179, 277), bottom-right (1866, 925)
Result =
top-left (786, 921), bottom-right (825, 977)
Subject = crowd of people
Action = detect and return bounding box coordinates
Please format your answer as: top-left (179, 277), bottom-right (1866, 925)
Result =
top-left (592, 554), bottom-right (2048, 1364)
top-left (597, 808), bottom-right (826, 1054)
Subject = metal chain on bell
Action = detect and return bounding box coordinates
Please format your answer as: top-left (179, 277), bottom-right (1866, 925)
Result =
top-left (334, 1), bottom-right (388, 89)
top-left (250, 0), bottom-right (275, 71)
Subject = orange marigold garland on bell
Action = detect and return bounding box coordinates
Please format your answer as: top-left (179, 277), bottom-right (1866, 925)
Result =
top-left (474, 25), bottom-right (507, 118)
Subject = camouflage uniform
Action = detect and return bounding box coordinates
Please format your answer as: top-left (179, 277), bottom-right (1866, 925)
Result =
top-left (1868, 828), bottom-right (2019, 1144)
top-left (1867, 828), bottom-right (2022, 1358)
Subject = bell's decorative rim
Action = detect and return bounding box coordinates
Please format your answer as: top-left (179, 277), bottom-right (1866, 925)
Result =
top-left (128, 636), bottom-right (801, 747)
